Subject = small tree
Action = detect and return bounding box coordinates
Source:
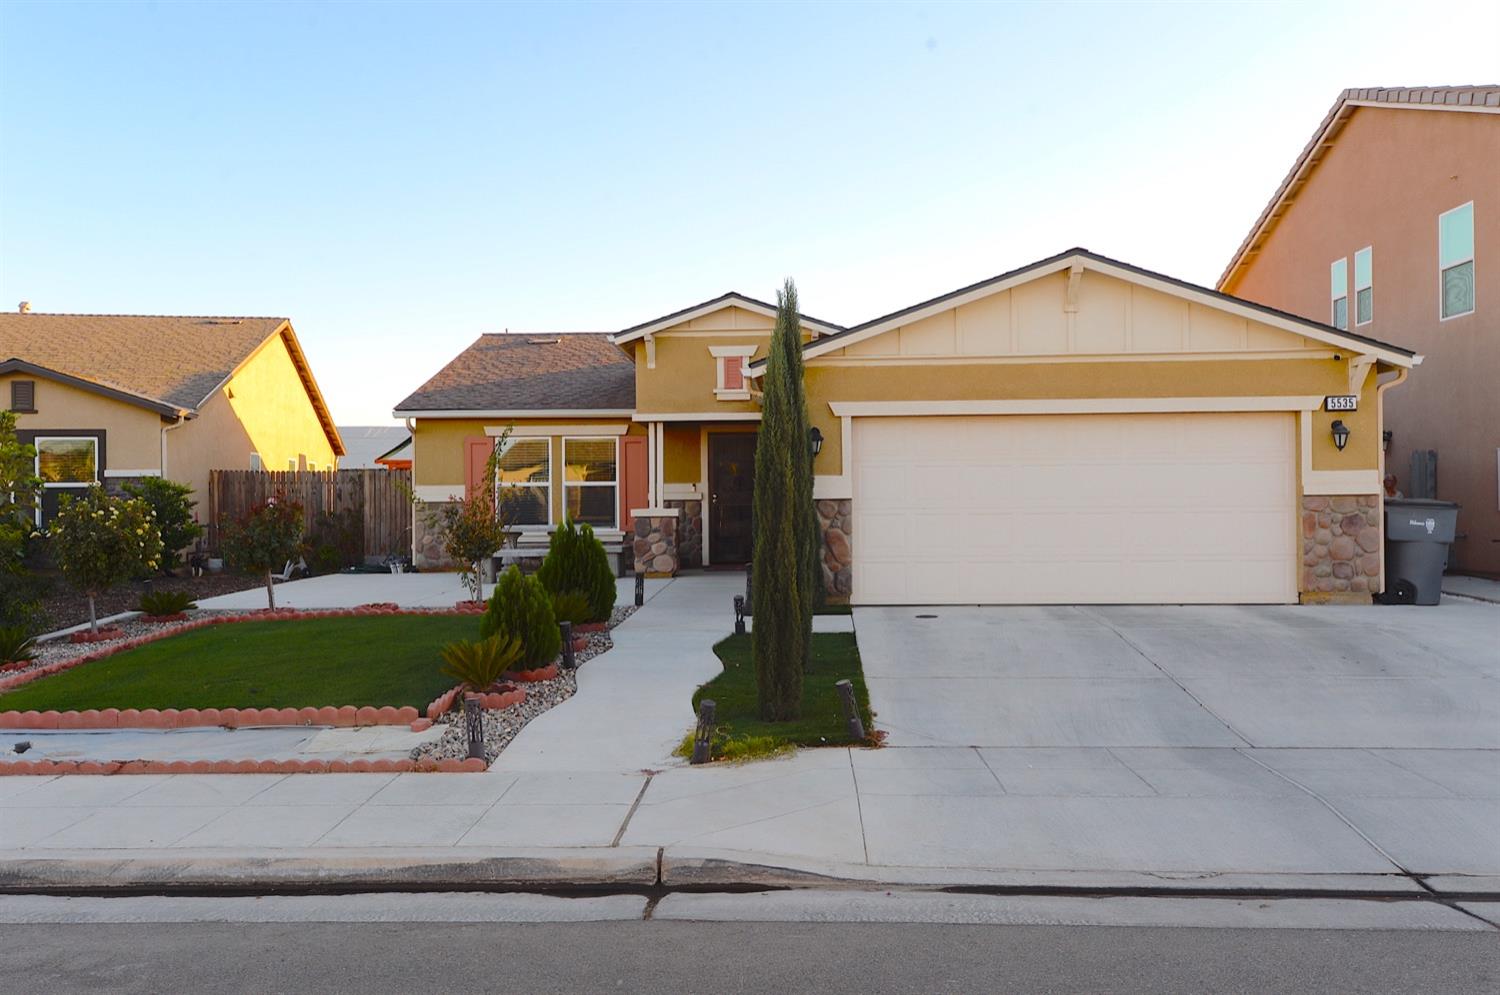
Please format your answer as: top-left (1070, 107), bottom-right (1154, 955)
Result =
top-left (0, 411), bottom-right (42, 572)
top-left (480, 564), bottom-right (561, 671)
top-left (221, 498), bottom-right (305, 610)
top-left (122, 477), bottom-right (204, 571)
top-left (421, 429), bottom-right (512, 601)
top-left (751, 278), bottom-right (811, 720)
top-left (536, 516), bottom-right (617, 623)
top-left (48, 486), bottom-right (164, 633)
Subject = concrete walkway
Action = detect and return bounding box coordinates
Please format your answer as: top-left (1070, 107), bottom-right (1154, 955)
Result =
top-left (1443, 573), bottom-right (1500, 604)
top-left (194, 572), bottom-right (672, 611)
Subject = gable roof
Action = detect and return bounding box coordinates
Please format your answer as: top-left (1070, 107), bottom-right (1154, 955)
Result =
top-left (756, 248), bottom-right (1417, 371)
top-left (611, 291), bottom-right (845, 345)
top-left (1219, 85), bottom-right (1500, 292)
top-left (337, 425), bottom-right (411, 468)
top-left (394, 332), bottom-right (635, 415)
top-left (0, 313), bottom-right (344, 454)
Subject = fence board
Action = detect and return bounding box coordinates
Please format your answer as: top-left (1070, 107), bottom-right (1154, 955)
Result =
top-left (208, 468), bottom-right (413, 563)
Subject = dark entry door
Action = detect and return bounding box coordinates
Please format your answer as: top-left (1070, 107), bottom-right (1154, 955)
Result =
top-left (709, 433), bottom-right (756, 565)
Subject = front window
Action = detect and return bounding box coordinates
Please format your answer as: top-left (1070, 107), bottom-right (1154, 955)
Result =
top-left (563, 437), bottom-right (618, 529)
top-left (497, 437), bottom-right (551, 526)
top-left (1330, 258), bottom-right (1348, 329)
top-left (1439, 202), bottom-right (1475, 319)
top-left (36, 436), bottom-right (98, 486)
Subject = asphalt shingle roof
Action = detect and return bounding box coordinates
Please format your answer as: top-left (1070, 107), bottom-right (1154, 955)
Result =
top-left (395, 333), bottom-right (635, 412)
top-left (0, 313), bottom-right (288, 411)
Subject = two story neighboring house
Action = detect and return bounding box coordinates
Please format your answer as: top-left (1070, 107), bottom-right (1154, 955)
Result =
top-left (0, 311), bottom-right (344, 523)
top-left (1220, 86), bottom-right (1500, 574)
top-left (400, 248), bottom-right (1418, 605)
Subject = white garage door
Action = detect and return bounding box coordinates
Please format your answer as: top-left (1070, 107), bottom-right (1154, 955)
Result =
top-left (852, 412), bottom-right (1296, 605)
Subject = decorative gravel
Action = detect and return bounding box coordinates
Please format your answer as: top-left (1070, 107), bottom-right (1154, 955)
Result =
top-left (413, 603), bottom-right (638, 765)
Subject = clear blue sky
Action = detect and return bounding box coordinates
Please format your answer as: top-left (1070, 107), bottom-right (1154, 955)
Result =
top-left (2, 1), bottom-right (1496, 424)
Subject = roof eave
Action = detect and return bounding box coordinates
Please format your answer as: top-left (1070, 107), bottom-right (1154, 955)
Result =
top-left (0, 358), bottom-right (190, 418)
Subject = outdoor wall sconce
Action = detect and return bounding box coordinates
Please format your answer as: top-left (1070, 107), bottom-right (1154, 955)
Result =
top-left (1331, 419), bottom-right (1351, 452)
top-left (1382, 429), bottom-right (1393, 455)
top-left (809, 426), bottom-right (824, 460)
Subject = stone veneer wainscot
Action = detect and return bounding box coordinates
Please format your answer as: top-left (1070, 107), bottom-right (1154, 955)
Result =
top-left (632, 509), bottom-right (679, 576)
top-left (1301, 494), bottom-right (1381, 600)
top-left (817, 499), bottom-right (853, 600)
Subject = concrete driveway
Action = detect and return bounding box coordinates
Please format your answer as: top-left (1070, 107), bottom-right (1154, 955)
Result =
top-left (849, 598), bottom-right (1500, 879)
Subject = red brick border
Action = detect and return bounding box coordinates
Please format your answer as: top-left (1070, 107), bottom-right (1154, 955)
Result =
top-left (0, 757), bottom-right (488, 775)
top-left (424, 684), bottom-right (526, 721)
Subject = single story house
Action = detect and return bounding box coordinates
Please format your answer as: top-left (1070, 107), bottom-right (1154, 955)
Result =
top-left (396, 248), bottom-right (1419, 605)
top-left (1, 311), bottom-right (344, 523)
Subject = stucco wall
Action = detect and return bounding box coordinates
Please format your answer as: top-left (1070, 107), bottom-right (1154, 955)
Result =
top-left (1225, 106), bottom-right (1499, 571)
top-left (2, 374), bottom-right (165, 471)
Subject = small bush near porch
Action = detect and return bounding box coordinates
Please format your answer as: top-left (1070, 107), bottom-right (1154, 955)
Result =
top-left (0, 615), bottom-right (477, 712)
top-left (685, 632), bottom-right (874, 760)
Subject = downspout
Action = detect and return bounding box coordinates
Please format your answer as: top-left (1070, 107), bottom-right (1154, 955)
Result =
top-left (1375, 366), bottom-right (1411, 596)
top-left (159, 413), bottom-right (189, 479)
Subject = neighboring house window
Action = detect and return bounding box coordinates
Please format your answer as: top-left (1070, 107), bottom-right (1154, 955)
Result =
top-left (1354, 247), bottom-right (1373, 325)
top-left (710, 345), bottom-right (757, 400)
top-left (563, 437), bottom-right (618, 529)
top-left (36, 437), bottom-right (98, 487)
top-left (1439, 202), bottom-right (1475, 319)
top-left (1330, 258), bottom-right (1348, 329)
top-left (287, 459), bottom-right (296, 470)
top-left (249, 453), bottom-right (262, 470)
top-left (497, 437), bottom-right (551, 526)
top-left (9, 380), bottom-right (35, 412)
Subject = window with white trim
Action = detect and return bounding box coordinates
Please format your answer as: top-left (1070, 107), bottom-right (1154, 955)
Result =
top-left (1440, 202), bottom-right (1475, 319)
top-left (563, 437), bottom-right (618, 529)
top-left (709, 345), bottom-right (757, 400)
top-left (1330, 257), bottom-right (1348, 329)
top-left (497, 436), bottom-right (551, 526)
top-left (1354, 247), bottom-right (1373, 325)
top-left (36, 437), bottom-right (98, 487)
top-left (249, 453), bottom-right (262, 470)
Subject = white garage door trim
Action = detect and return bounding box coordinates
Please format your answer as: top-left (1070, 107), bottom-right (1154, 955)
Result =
top-left (851, 412), bottom-right (1297, 606)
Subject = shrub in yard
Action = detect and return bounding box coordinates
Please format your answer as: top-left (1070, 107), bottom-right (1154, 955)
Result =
top-left (220, 498), bottom-right (305, 610)
top-left (0, 411), bottom-right (41, 571)
top-left (0, 570), bottom-right (49, 632)
top-left (48, 486), bottom-right (164, 634)
top-left (536, 517), bottom-right (616, 623)
top-left (0, 625), bottom-right (38, 665)
top-left (304, 507), bottom-right (363, 575)
top-left (440, 634), bottom-right (524, 692)
top-left (480, 565), bottom-right (560, 671)
top-left (549, 589), bottom-right (593, 626)
top-left (121, 478), bottom-right (204, 571)
top-left (138, 589), bottom-right (197, 616)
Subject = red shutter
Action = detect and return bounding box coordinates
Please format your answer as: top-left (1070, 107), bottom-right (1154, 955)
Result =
top-left (463, 436), bottom-right (493, 500)
top-left (620, 436), bottom-right (648, 529)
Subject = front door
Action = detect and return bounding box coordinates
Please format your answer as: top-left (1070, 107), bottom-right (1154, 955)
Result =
top-left (709, 432), bottom-right (756, 565)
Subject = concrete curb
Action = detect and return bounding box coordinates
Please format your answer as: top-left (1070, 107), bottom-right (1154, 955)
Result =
top-left (0, 847), bottom-right (661, 893)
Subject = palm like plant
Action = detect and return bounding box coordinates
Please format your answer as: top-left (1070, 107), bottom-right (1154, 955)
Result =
top-left (439, 634), bottom-right (524, 692)
top-left (0, 625), bottom-right (38, 665)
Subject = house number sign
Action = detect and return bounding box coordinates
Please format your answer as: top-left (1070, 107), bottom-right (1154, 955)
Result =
top-left (1324, 395), bottom-right (1359, 412)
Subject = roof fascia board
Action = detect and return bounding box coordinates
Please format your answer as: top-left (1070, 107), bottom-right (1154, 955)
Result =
top-left (213, 321), bottom-right (345, 456)
top-left (0, 358), bottom-right (187, 418)
top-left (612, 294), bottom-right (842, 345)
top-left (1345, 99), bottom-right (1500, 115)
top-left (396, 409), bottom-right (636, 419)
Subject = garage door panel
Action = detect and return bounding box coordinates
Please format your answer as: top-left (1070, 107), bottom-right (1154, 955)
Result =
top-left (852, 413), bottom-right (1295, 605)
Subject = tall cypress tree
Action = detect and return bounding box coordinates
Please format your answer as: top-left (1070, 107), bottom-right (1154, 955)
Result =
top-left (751, 278), bottom-right (809, 720)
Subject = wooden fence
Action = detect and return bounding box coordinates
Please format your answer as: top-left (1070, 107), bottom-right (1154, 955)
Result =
top-left (207, 469), bottom-right (413, 562)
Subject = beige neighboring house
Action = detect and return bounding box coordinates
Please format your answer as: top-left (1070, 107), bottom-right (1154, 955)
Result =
top-left (400, 249), bottom-right (1420, 605)
top-left (0, 310), bottom-right (344, 524)
top-left (1220, 85), bottom-right (1499, 573)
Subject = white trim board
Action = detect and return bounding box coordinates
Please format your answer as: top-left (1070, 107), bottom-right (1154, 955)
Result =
top-left (102, 468), bottom-right (162, 477)
top-left (484, 423), bottom-right (629, 437)
top-left (633, 411), bottom-right (761, 422)
top-left (828, 396), bottom-right (1327, 418)
top-left (412, 484), bottom-right (463, 501)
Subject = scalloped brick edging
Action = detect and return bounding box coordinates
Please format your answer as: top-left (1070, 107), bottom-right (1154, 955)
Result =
top-left (0, 757), bottom-right (489, 776)
top-left (508, 662), bottom-right (560, 683)
top-left (573, 621), bottom-right (608, 634)
top-left (69, 626), bottom-right (125, 644)
top-left (454, 601), bottom-right (486, 613)
top-left (0, 703), bottom-right (422, 731)
top-left (424, 684), bottom-right (526, 721)
top-left (140, 612), bottom-right (190, 623)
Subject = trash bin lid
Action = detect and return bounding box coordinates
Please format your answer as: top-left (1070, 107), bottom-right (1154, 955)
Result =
top-left (1384, 498), bottom-right (1461, 509)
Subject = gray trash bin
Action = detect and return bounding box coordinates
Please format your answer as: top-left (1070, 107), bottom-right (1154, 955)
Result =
top-left (1383, 498), bottom-right (1460, 605)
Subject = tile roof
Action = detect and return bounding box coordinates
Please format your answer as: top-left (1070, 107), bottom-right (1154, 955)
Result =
top-left (0, 313), bottom-right (289, 411)
top-left (394, 332), bottom-right (635, 412)
top-left (1219, 85), bottom-right (1500, 290)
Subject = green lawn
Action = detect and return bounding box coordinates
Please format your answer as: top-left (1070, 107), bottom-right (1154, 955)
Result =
top-left (0, 616), bottom-right (481, 712)
top-left (690, 632), bottom-right (874, 756)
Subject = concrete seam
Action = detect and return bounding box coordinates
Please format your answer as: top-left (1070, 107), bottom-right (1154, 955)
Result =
top-left (1103, 747), bottom-right (1164, 794)
top-left (1078, 606), bottom-right (1255, 748)
top-left (304, 778), bottom-right (400, 847)
top-left (611, 773), bottom-right (654, 848)
top-left (973, 746), bottom-right (1009, 793)
top-left (848, 749), bottom-right (870, 864)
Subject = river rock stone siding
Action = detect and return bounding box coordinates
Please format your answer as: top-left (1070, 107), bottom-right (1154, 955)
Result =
top-left (1301, 494), bottom-right (1381, 598)
top-left (817, 499), bottom-right (853, 600)
top-left (665, 499), bottom-right (703, 569)
top-left (413, 501), bottom-right (459, 570)
top-left (634, 514), bottom-right (679, 576)
top-left (102, 476), bottom-right (151, 499)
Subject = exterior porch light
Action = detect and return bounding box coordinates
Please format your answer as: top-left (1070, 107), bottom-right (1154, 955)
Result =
top-left (809, 426), bottom-right (824, 460)
top-left (1331, 419), bottom-right (1351, 452)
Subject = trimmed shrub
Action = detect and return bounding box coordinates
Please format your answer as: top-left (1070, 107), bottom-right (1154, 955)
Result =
top-left (122, 478), bottom-right (204, 569)
top-left (536, 517), bottom-right (617, 623)
top-left (440, 634), bottom-right (523, 692)
top-left (139, 589), bottom-right (197, 616)
top-left (480, 565), bottom-right (561, 671)
top-left (549, 589), bottom-right (593, 626)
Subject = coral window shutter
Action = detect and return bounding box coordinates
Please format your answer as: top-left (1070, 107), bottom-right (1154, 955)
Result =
top-left (620, 436), bottom-right (648, 529)
top-left (723, 356), bottom-right (745, 391)
top-left (463, 437), bottom-right (493, 500)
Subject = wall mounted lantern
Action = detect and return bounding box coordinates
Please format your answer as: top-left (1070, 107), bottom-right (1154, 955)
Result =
top-left (808, 426), bottom-right (824, 460)
top-left (1331, 419), bottom-right (1351, 452)
top-left (1382, 429), bottom-right (1393, 455)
